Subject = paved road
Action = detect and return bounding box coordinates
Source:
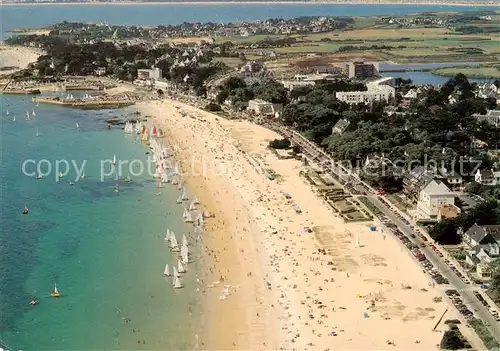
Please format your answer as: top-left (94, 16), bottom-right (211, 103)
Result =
top-left (367, 195), bottom-right (500, 340)
top-left (266, 122), bottom-right (500, 341)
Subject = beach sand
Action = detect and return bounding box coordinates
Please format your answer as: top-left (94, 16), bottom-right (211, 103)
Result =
top-left (0, 45), bottom-right (43, 76)
top-left (138, 99), bottom-right (470, 350)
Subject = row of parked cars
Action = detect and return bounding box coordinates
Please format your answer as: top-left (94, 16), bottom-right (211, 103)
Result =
top-left (446, 290), bottom-right (475, 320)
top-left (474, 291), bottom-right (500, 321)
top-left (379, 215), bottom-right (449, 285)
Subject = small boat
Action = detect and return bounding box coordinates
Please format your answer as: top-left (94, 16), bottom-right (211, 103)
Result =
top-left (181, 189), bottom-right (188, 201)
top-left (181, 244), bottom-right (189, 265)
top-left (12, 116), bottom-right (16, 122)
top-left (184, 212), bottom-right (193, 223)
top-left (26, 111), bottom-right (30, 120)
top-left (81, 173), bottom-right (86, 180)
top-left (59, 172), bottom-right (64, 178)
top-left (182, 234), bottom-right (188, 247)
top-left (193, 196), bottom-right (200, 205)
top-left (112, 154), bottom-right (116, 166)
top-left (163, 263), bottom-right (171, 276)
top-left (177, 258), bottom-right (186, 273)
top-left (36, 128), bottom-right (39, 137)
top-left (173, 275), bottom-right (182, 289)
top-left (176, 195), bottom-right (183, 204)
top-left (36, 172), bottom-right (43, 180)
top-left (50, 283), bottom-right (60, 298)
top-left (29, 299), bottom-right (38, 306)
top-left (115, 183), bottom-right (120, 193)
top-left (164, 229), bottom-right (171, 241)
top-left (125, 174), bottom-right (131, 183)
top-left (76, 122), bottom-right (80, 129)
top-left (188, 201), bottom-right (196, 211)
top-left (5, 109), bottom-right (9, 116)
top-left (32, 109), bottom-right (36, 118)
top-left (170, 232), bottom-right (180, 252)
top-left (22, 205), bottom-right (29, 215)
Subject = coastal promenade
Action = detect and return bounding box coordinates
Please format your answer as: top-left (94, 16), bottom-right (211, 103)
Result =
top-left (267, 121), bottom-right (500, 343)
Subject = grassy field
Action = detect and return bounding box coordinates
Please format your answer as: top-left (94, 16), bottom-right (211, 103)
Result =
top-left (213, 56), bottom-right (244, 68)
top-left (432, 66), bottom-right (500, 79)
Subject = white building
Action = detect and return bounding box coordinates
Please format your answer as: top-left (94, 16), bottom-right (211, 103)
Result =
top-left (475, 169), bottom-right (500, 186)
top-left (416, 180), bottom-right (456, 219)
top-left (247, 99), bottom-right (275, 115)
top-left (336, 77), bottom-right (395, 104)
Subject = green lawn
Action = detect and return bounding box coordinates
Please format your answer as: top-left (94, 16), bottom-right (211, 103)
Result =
top-left (433, 66), bottom-right (500, 79)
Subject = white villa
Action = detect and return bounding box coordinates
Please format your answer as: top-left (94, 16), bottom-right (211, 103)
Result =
top-left (415, 180), bottom-right (457, 220)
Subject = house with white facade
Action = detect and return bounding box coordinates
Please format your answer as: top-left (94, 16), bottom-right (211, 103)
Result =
top-left (475, 169), bottom-right (500, 185)
top-left (335, 77), bottom-right (395, 104)
top-left (463, 224), bottom-right (500, 280)
top-left (247, 99), bottom-right (275, 116)
top-left (415, 180), bottom-right (456, 219)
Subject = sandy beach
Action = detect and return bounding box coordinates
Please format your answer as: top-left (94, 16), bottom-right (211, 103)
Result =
top-left (2, 1), bottom-right (499, 6)
top-left (135, 98), bottom-right (484, 350)
top-left (0, 44), bottom-right (43, 76)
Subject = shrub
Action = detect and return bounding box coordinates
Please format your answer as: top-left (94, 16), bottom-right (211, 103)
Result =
top-left (205, 102), bottom-right (222, 112)
top-left (268, 138), bottom-right (291, 149)
top-left (440, 330), bottom-right (465, 350)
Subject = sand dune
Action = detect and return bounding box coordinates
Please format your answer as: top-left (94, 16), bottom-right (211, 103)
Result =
top-left (138, 99), bottom-right (466, 350)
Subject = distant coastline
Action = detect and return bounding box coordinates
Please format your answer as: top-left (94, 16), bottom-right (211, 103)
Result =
top-left (2, 0), bottom-right (500, 6)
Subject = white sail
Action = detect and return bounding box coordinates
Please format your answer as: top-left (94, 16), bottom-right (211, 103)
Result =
top-left (173, 275), bottom-right (182, 289)
top-left (112, 154), bottom-right (116, 165)
top-left (178, 258), bottom-right (186, 273)
top-left (13, 116), bottom-right (16, 122)
top-left (193, 196), bottom-right (200, 205)
top-left (164, 263), bottom-right (170, 276)
top-left (181, 245), bottom-right (189, 264)
top-left (203, 210), bottom-right (210, 218)
top-left (54, 284), bottom-right (59, 295)
top-left (32, 109), bottom-right (36, 117)
top-left (170, 232), bottom-right (180, 251)
top-left (188, 201), bottom-right (196, 211)
top-left (181, 189), bottom-right (188, 201)
top-left (182, 208), bottom-right (188, 219)
top-left (182, 234), bottom-right (188, 247)
top-left (36, 128), bottom-right (39, 137)
top-left (6, 109), bottom-right (9, 115)
top-left (173, 266), bottom-right (179, 278)
top-left (164, 229), bottom-right (171, 241)
top-left (177, 195), bottom-right (183, 204)
top-left (26, 111), bottom-right (30, 120)
top-left (185, 212), bottom-right (193, 223)
top-left (76, 122), bottom-right (80, 129)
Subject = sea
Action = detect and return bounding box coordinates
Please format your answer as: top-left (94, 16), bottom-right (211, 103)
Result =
top-left (0, 2), bottom-right (497, 350)
top-left (0, 93), bottom-right (204, 350)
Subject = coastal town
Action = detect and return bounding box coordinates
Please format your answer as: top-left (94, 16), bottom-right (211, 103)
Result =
top-left (1, 9), bottom-right (500, 351)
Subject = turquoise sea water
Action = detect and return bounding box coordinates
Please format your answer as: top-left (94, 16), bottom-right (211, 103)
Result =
top-left (0, 94), bottom-right (202, 350)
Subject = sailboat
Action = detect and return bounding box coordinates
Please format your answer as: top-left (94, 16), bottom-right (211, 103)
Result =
top-left (182, 234), bottom-right (188, 247)
top-left (76, 122), bottom-right (80, 129)
top-left (184, 211), bottom-right (193, 223)
top-left (177, 258), bottom-right (186, 273)
top-left (36, 172), bottom-right (43, 180)
top-left (170, 232), bottom-right (180, 252)
top-left (25, 111), bottom-right (30, 120)
top-left (181, 189), bottom-right (188, 201)
top-left (173, 275), bottom-right (182, 289)
top-left (173, 266), bottom-right (180, 278)
top-left (50, 283), bottom-right (60, 298)
top-left (164, 229), bottom-right (171, 241)
top-left (163, 263), bottom-right (171, 276)
top-left (22, 205), bottom-right (29, 215)
top-left (125, 173), bottom-right (131, 183)
top-left (202, 210), bottom-right (210, 218)
top-left (6, 109), bottom-right (9, 116)
top-left (112, 154), bottom-right (116, 166)
top-left (176, 195), bottom-right (183, 204)
top-left (32, 109), bottom-right (36, 118)
top-left (181, 244), bottom-right (189, 264)
top-left (13, 116), bottom-right (16, 122)
top-left (193, 196), bottom-right (200, 205)
top-left (188, 201), bottom-right (196, 211)
top-left (36, 128), bottom-right (39, 137)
